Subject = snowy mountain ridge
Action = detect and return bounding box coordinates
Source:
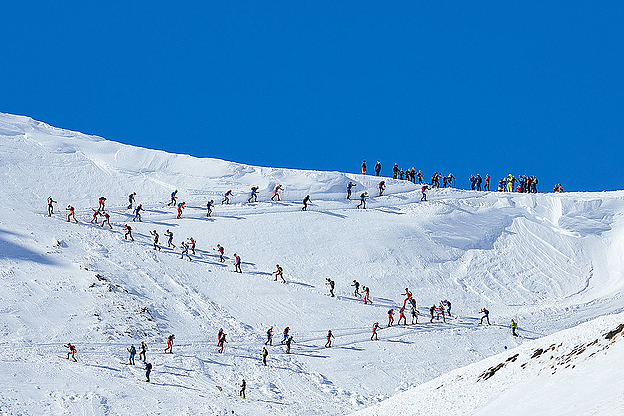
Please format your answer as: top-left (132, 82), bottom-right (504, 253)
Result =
top-left (0, 112), bottom-right (623, 415)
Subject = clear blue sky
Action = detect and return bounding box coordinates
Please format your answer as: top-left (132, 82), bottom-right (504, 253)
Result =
top-left (2, 2), bottom-right (622, 191)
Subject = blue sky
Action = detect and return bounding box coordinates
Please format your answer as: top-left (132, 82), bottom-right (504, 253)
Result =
top-left (2, 2), bottom-right (622, 191)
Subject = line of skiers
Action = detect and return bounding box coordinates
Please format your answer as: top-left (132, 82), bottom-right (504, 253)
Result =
top-left (496, 174), bottom-right (539, 193)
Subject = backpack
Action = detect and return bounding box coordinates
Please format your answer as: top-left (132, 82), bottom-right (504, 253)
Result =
top-left (146, 363), bottom-right (152, 370)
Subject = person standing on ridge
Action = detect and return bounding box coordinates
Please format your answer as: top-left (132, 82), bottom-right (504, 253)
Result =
top-left (124, 224), bottom-right (134, 241)
top-left (133, 204), bottom-right (143, 222)
top-left (347, 181), bottom-right (356, 200)
top-left (356, 192), bottom-right (368, 209)
top-left (164, 334), bottom-right (175, 353)
top-left (128, 192), bottom-right (136, 210)
top-left (417, 170), bottom-right (423, 184)
top-left (206, 200), bottom-right (214, 217)
top-left (127, 344), bottom-right (136, 365)
top-left (479, 308), bottom-right (491, 325)
top-left (248, 186), bottom-right (259, 203)
top-left (361, 160), bottom-right (367, 175)
top-left (274, 265), bottom-right (285, 283)
top-left (271, 185), bottom-right (283, 201)
top-left (511, 319), bottom-right (518, 336)
top-left (393, 163), bottom-right (399, 179)
top-left (234, 253), bottom-right (242, 273)
top-left (47, 197), bottom-right (57, 216)
top-left (325, 330), bottom-right (335, 348)
top-left (485, 175), bottom-right (491, 192)
top-left (302, 195), bottom-right (311, 211)
top-left (66, 205), bottom-right (78, 223)
top-left (222, 190), bottom-right (233, 205)
top-left (165, 230), bottom-right (175, 249)
top-left (168, 190), bottom-right (178, 206)
top-left (374, 160), bottom-right (381, 176)
top-left (150, 230), bottom-right (162, 251)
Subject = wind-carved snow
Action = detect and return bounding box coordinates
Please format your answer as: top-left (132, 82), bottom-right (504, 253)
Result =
top-left (0, 112), bottom-right (622, 415)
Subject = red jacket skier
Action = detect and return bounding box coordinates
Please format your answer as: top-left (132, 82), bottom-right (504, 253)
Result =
top-left (387, 309), bottom-right (394, 326)
top-left (66, 206), bottom-right (78, 223)
top-left (98, 197), bottom-right (106, 211)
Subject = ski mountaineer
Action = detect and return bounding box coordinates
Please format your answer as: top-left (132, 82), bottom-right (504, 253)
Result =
top-left (187, 237), bottom-right (196, 255)
top-left (346, 181), bottom-right (356, 200)
top-left (176, 202), bottom-right (185, 219)
top-left (248, 186), bottom-right (259, 203)
top-left (363, 286), bottom-right (372, 304)
top-left (222, 190), bottom-right (233, 205)
top-left (411, 305), bottom-right (418, 324)
top-left (398, 307), bottom-right (407, 325)
top-left (371, 323), bottom-right (380, 341)
top-left (375, 160), bottom-right (381, 176)
top-left (285, 336), bottom-right (295, 354)
top-left (164, 334), bottom-right (175, 353)
top-left (139, 341), bottom-right (147, 362)
top-left (128, 192), bottom-right (136, 209)
top-left (218, 332), bottom-right (227, 353)
top-left (47, 197), bottom-right (57, 216)
top-left (417, 170), bottom-right (423, 184)
top-left (393, 163), bottom-right (399, 179)
top-left (150, 230), bottom-right (162, 251)
top-left (325, 330), bottom-right (335, 348)
top-left (262, 347), bottom-right (268, 366)
top-left (90, 209), bottom-right (100, 224)
top-left (281, 327), bottom-right (290, 344)
top-left (165, 230), bottom-right (175, 249)
top-left (436, 303), bottom-right (446, 323)
top-left (124, 224), bottom-right (134, 241)
top-left (206, 200), bottom-right (214, 217)
top-left (421, 185), bottom-right (429, 201)
top-left (378, 181), bottom-right (385, 196)
top-left (265, 327), bottom-right (273, 346)
top-left (429, 305), bottom-right (436, 323)
top-left (216, 244), bottom-right (225, 262)
top-left (511, 319), bottom-right (518, 337)
top-left (362, 160), bottom-right (367, 175)
top-left (180, 241), bottom-right (192, 261)
top-left (66, 205), bottom-right (78, 223)
top-left (101, 212), bottom-right (112, 229)
top-left (133, 204), bottom-right (143, 222)
top-left (326, 278), bottom-right (335, 297)
top-left (168, 190), bottom-right (178, 206)
top-left (485, 175), bottom-right (491, 191)
top-left (356, 192), bottom-right (368, 209)
top-left (145, 362), bottom-right (152, 382)
top-left (234, 253), bottom-right (242, 273)
top-left (98, 197), bottom-right (106, 212)
top-left (387, 309), bottom-right (394, 326)
top-left (65, 343), bottom-right (77, 361)
top-left (402, 288), bottom-right (413, 307)
top-left (239, 379), bottom-right (246, 399)
top-left (302, 195), bottom-right (311, 211)
top-left (218, 328), bottom-right (224, 345)
top-left (127, 345), bottom-right (136, 365)
top-left (479, 308), bottom-right (491, 325)
top-left (273, 264), bottom-right (285, 283)
top-left (443, 300), bottom-right (452, 317)
top-left (271, 185), bottom-right (283, 201)
top-left (352, 280), bottom-right (361, 297)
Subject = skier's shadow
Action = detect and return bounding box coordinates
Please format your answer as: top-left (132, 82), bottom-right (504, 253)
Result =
top-left (288, 281), bottom-right (315, 288)
top-left (315, 210), bottom-right (347, 219)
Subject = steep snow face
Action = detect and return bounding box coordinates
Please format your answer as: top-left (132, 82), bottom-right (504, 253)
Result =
top-left (0, 112), bottom-right (623, 415)
top-left (353, 312), bottom-right (624, 416)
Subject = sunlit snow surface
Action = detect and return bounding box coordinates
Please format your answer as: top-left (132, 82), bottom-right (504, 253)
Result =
top-left (0, 113), bottom-right (623, 415)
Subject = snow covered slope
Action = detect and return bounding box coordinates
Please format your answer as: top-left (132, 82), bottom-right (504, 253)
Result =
top-left (0, 112), bottom-right (623, 415)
